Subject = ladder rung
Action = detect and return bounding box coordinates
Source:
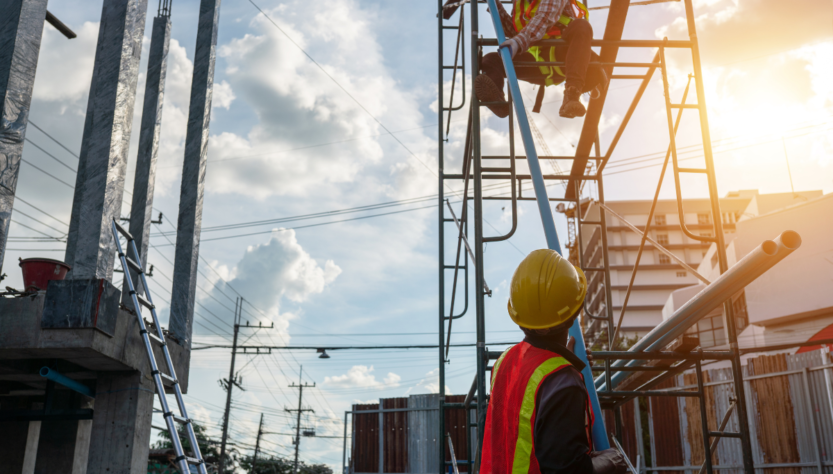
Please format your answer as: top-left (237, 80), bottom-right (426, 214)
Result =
top-left (482, 167), bottom-right (511, 172)
top-left (443, 65), bottom-right (463, 69)
top-left (583, 267), bottom-right (606, 271)
top-left (125, 256), bottom-right (143, 274)
top-left (147, 332), bottom-right (165, 345)
top-left (670, 103), bottom-right (700, 109)
top-left (135, 293), bottom-right (155, 310)
top-left (160, 372), bottom-right (177, 384)
top-left (114, 221), bottom-right (133, 240)
top-left (480, 100), bottom-right (508, 106)
top-left (678, 167), bottom-right (707, 174)
top-left (581, 220), bottom-right (603, 225)
top-left (442, 25), bottom-right (459, 30)
top-left (172, 414), bottom-right (190, 424)
top-left (186, 457), bottom-right (203, 465)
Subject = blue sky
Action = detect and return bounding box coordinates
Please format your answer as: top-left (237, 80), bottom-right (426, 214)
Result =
top-left (5, 0), bottom-right (833, 469)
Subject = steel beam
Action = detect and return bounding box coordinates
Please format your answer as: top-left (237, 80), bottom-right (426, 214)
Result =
top-left (64, 0), bottom-right (149, 281)
top-left (564, 0), bottom-right (630, 200)
top-left (124, 13), bottom-right (171, 307)
top-left (0, 0), bottom-right (48, 274)
top-left (170, 0), bottom-right (222, 346)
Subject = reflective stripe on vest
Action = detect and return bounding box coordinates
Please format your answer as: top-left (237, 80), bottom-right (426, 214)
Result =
top-left (481, 341), bottom-right (594, 474)
top-left (511, 0), bottom-right (589, 86)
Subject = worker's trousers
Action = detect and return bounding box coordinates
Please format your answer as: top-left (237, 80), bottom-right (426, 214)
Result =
top-left (481, 19), bottom-right (605, 94)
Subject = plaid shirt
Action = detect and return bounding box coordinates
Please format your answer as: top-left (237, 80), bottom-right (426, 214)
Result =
top-left (496, 0), bottom-right (573, 53)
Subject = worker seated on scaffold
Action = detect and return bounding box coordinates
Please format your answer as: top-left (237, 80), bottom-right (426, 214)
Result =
top-left (481, 249), bottom-right (627, 474)
top-left (475, 0), bottom-right (607, 119)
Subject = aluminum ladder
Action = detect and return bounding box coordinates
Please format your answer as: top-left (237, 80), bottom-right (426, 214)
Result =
top-left (111, 219), bottom-right (207, 474)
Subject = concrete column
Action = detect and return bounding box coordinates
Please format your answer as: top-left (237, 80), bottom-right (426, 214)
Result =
top-left (64, 0), bottom-right (148, 281)
top-left (123, 13), bottom-right (171, 307)
top-left (22, 420), bottom-right (41, 474)
top-left (86, 371), bottom-right (155, 474)
top-left (0, 0), bottom-right (48, 273)
top-left (72, 420), bottom-right (92, 474)
top-left (170, 0), bottom-right (222, 346)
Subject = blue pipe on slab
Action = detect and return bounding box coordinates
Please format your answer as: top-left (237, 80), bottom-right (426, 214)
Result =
top-left (40, 367), bottom-right (95, 398)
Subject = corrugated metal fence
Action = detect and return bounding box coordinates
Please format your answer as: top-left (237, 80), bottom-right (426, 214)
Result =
top-left (349, 394), bottom-right (474, 474)
top-left (645, 349), bottom-right (833, 474)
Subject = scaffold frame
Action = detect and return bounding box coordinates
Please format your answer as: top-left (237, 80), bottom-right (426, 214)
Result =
top-left (436, 1), bottom-right (759, 473)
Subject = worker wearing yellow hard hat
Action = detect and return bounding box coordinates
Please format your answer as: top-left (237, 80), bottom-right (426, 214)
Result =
top-left (481, 249), bottom-right (627, 474)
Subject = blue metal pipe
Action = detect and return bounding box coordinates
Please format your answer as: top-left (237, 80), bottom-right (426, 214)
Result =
top-left (484, 0), bottom-right (609, 450)
top-left (40, 367), bottom-right (94, 398)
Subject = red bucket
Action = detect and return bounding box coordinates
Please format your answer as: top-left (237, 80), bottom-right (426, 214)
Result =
top-left (19, 258), bottom-right (71, 292)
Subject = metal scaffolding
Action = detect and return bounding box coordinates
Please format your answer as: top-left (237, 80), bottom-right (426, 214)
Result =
top-left (434, 0), bottom-right (772, 473)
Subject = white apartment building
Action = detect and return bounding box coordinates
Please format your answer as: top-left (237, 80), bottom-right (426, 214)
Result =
top-left (575, 189), bottom-right (822, 345)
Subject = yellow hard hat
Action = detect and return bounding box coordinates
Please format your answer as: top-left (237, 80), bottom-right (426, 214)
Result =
top-left (507, 249), bottom-right (587, 330)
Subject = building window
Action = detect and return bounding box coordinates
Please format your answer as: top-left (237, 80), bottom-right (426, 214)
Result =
top-left (658, 254), bottom-right (671, 265)
top-left (697, 213), bottom-right (711, 224)
top-left (655, 215), bottom-right (666, 226)
top-left (733, 291), bottom-right (749, 332)
top-left (676, 271), bottom-right (687, 277)
top-left (656, 234), bottom-right (669, 246)
top-left (689, 314), bottom-right (727, 348)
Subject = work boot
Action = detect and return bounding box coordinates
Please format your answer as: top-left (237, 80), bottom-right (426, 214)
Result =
top-left (559, 85), bottom-right (586, 118)
top-left (589, 68), bottom-right (609, 100)
top-left (474, 74), bottom-right (510, 118)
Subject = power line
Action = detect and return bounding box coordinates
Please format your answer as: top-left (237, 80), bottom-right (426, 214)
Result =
top-left (27, 120), bottom-right (80, 158)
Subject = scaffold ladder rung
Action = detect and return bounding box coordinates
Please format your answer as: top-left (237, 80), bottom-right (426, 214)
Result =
top-left (110, 219), bottom-right (207, 474)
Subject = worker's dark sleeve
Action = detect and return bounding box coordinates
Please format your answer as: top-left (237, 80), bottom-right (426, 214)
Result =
top-left (534, 369), bottom-right (594, 474)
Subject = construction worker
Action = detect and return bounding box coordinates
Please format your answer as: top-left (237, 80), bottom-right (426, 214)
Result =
top-left (475, 0), bottom-right (607, 119)
top-left (481, 249), bottom-right (627, 474)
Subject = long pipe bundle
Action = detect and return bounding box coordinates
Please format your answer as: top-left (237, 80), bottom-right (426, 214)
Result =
top-left (597, 230), bottom-right (801, 390)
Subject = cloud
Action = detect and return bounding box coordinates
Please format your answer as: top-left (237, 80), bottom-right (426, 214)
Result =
top-left (405, 368), bottom-right (450, 395)
top-left (204, 0), bottom-right (435, 200)
top-left (660, 0), bottom-right (833, 67)
top-left (196, 229), bottom-right (341, 334)
top-left (324, 365), bottom-right (401, 389)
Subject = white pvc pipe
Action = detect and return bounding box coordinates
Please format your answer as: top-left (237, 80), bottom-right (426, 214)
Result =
top-left (597, 230), bottom-right (801, 389)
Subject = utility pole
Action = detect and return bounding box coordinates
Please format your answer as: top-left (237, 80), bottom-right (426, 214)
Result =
top-left (218, 297), bottom-right (275, 474)
top-left (252, 413), bottom-right (264, 472)
top-left (286, 366), bottom-right (315, 474)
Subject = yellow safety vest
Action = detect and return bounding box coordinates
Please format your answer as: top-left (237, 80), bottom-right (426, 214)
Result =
top-left (512, 0), bottom-right (589, 86)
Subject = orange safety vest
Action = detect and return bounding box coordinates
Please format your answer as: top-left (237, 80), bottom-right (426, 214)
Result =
top-left (481, 341), bottom-right (594, 474)
top-left (511, 0), bottom-right (589, 86)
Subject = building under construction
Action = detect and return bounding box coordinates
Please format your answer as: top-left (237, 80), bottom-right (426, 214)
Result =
top-left (1, 0), bottom-right (831, 473)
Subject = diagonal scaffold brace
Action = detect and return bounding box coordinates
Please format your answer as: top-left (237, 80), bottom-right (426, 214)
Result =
top-left (483, 0), bottom-right (610, 450)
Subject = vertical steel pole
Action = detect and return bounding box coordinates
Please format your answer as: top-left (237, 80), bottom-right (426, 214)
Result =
top-left (343, 412), bottom-right (349, 474)
top-left (170, 0), bottom-right (222, 347)
top-left (0, 0), bottom-right (48, 273)
top-left (64, 0), bottom-right (149, 281)
top-left (437, 0), bottom-right (447, 470)
top-left (124, 10), bottom-right (171, 307)
top-left (801, 368), bottom-right (825, 474)
top-left (378, 403), bottom-right (384, 473)
top-left (682, 1), bottom-right (753, 472)
top-left (469, 2), bottom-right (490, 468)
top-left (695, 360), bottom-right (713, 474)
top-left (596, 136), bottom-right (621, 440)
